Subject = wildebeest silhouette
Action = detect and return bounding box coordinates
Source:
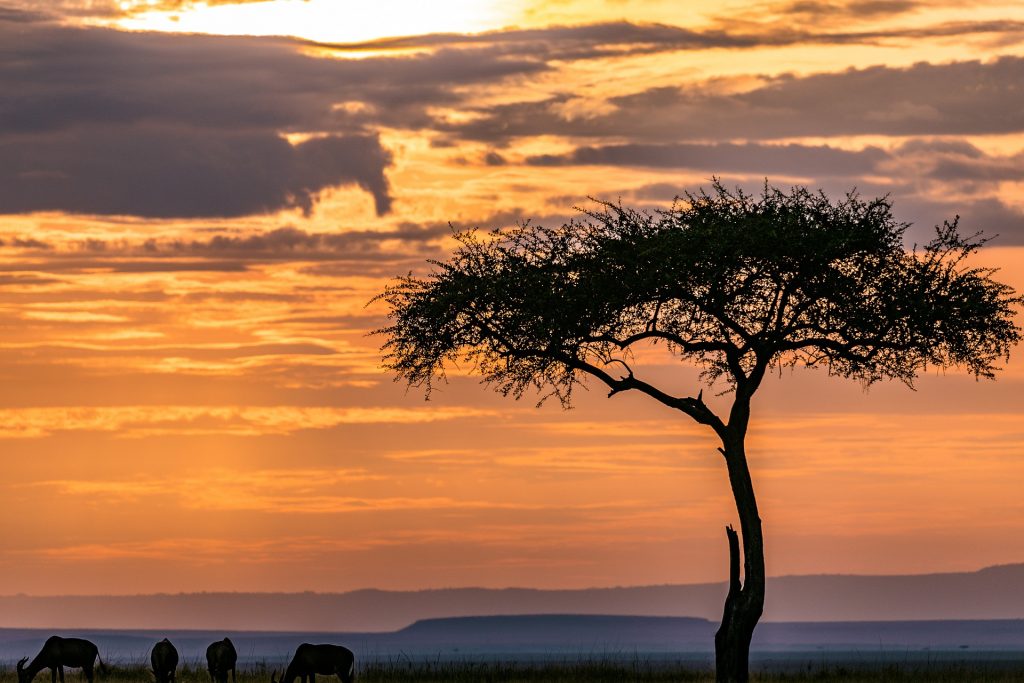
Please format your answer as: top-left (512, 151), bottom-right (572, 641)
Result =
top-left (272, 643), bottom-right (355, 683)
top-left (205, 637), bottom-right (237, 683)
top-left (17, 636), bottom-right (104, 683)
top-left (151, 638), bottom-right (179, 683)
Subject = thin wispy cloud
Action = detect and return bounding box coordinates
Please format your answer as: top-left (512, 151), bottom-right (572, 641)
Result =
top-left (327, 18), bottom-right (1024, 56)
top-left (0, 405), bottom-right (496, 438)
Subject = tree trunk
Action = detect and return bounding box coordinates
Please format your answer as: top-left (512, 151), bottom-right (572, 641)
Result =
top-left (714, 440), bottom-right (765, 683)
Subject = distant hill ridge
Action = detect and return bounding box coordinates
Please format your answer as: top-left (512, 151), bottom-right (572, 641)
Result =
top-left (3, 616), bottom-right (1024, 663)
top-left (2, 563), bottom-right (1023, 632)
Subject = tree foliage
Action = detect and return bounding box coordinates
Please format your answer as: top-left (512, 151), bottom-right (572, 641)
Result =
top-left (377, 182), bottom-right (1021, 428)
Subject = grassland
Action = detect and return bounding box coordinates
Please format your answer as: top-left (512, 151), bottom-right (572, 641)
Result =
top-left (4, 661), bottom-right (1024, 682)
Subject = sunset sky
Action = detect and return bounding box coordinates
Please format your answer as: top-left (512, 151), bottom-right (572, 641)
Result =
top-left (1, 0), bottom-right (1023, 597)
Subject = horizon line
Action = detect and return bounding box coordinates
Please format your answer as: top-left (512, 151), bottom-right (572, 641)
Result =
top-left (3, 561), bottom-right (1021, 600)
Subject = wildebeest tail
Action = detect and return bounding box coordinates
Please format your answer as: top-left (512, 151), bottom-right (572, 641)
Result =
top-left (97, 652), bottom-right (108, 675)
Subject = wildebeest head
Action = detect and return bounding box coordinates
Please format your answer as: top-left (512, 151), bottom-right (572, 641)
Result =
top-left (16, 657), bottom-right (31, 683)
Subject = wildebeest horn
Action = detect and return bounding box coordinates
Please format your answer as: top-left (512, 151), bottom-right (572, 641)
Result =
top-left (17, 657), bottom-right (28, 672)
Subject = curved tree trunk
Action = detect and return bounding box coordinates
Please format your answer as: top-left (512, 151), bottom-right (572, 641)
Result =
top-left (714, 438), bottom-right (765, 683)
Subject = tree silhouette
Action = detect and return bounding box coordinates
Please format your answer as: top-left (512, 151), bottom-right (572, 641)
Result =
top-left (376, 181), bottom-right (1022, 682)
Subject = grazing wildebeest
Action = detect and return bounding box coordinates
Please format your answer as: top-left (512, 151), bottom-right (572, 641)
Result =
top-left (17, 636), bottom-right (104, 683)
top-left (271, 643), bottom-right (355, 683)
top-left (205, 637), bottom-right (237, 683)
top-left (151, 638), bottom-right (179, 683)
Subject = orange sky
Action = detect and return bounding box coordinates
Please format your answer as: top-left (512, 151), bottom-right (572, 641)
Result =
top-left (0, 0), bottom-right (1023, 595)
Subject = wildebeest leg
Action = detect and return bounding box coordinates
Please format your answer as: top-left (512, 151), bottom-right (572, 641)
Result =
top-left (231, 668), bottom-right (236, 683)
top-left (49, 667), bottom-right (57, 683)
top-left (84, 664), bottom-right (94, 683)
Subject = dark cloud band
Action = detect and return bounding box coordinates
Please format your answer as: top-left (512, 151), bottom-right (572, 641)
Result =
top-left (0, 129), bottom-right (392, 218)
top-left (0, 21), bottom-right (545, 219)
top-left (527, 142), bottom-right (886, 177)
top-left (443, 57), bottom-right (1024, 143)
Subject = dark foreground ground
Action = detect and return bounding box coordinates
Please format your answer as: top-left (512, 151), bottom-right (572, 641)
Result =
top-left (4, 661), bottom-right (1024, 682)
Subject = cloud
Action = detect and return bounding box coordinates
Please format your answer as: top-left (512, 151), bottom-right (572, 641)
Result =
top-left (527, 141), bottom-right (886, 176)
top-left (37, 468), bottom-right (501, 516)
top-left (0, 23), bottom-right (545, 136)
top-left (147, 223), bottom-right (451, 259)
top-left (2, 16), bottom-right (1021, 220)
top-left (130, 0), bottom-right (279, 11)
top-left (516, 137), bottom-right (1024, 243)
top-left (0, 405), bottom-right (496, 439)
top-left (0, 21), bottom-right (550, 218)
top-left (1, 260), bottom-right (253, 274)
top-left (0, 0), bottom-right (283, 21)
top-left (890, 139), bottom-right (1024, 183)
top-left (896, 196), bottom-right (1024, 246)
top-left (23, 311), bottom-right (129, 323)
top-left (713, 0), bottom-right (924, 31)
top-left (385, 442), bottom-right (714, 476)
top-left (656, 179), bottom-right (1024, 245)
top-left (483, 151), bottom-right (507, 166)
top-left (0, 129), bottom-right (393, 218)
top-left (775, 0), bottom-right (922, 19)
top-left (330, 18), bottom-right (1024, 59)
top-left (443, 56), bottom-right (1024, 143)
top-left (0, 274), bottom-right (60, 286)
top-left (34, 466), bottom-right (658, 517)
top-left (0, 224), bottom-right (453, 276)
top-left (329, 21), bottom-right (785, 57)
top-left (0, 5), bottom-right (47, 22)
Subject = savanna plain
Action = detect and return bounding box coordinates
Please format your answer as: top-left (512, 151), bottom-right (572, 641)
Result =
top-left (5, 661), bottom-right (1024, 683)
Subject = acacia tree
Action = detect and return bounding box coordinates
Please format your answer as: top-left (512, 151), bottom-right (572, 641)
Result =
top-left (376, 182), bottom-right (1022, 682)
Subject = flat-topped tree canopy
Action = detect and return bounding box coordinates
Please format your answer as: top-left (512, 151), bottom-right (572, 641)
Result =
top-left (376, 180), bottom-right (1021, 683)
top-left (377, 181), bottom-right (1021, 422)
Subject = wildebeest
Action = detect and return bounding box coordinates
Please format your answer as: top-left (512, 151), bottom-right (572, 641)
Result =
top-left (271, 643), bottom-right (355, 683)
top-left (17, 636), bottom-right (105, 683)
top-left (151, 638), bottom-right (179, 683)
top-left (205, 637), bottom-right (237, 683)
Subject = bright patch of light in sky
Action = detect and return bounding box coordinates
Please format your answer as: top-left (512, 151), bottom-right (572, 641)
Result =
top-left (114, 0), bottom-right (518, 43)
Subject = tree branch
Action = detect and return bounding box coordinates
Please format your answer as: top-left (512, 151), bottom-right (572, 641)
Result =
top-left (585, 330), bottom-right (732, 354)
top-left (555, 353), bottom-right (728, 437)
